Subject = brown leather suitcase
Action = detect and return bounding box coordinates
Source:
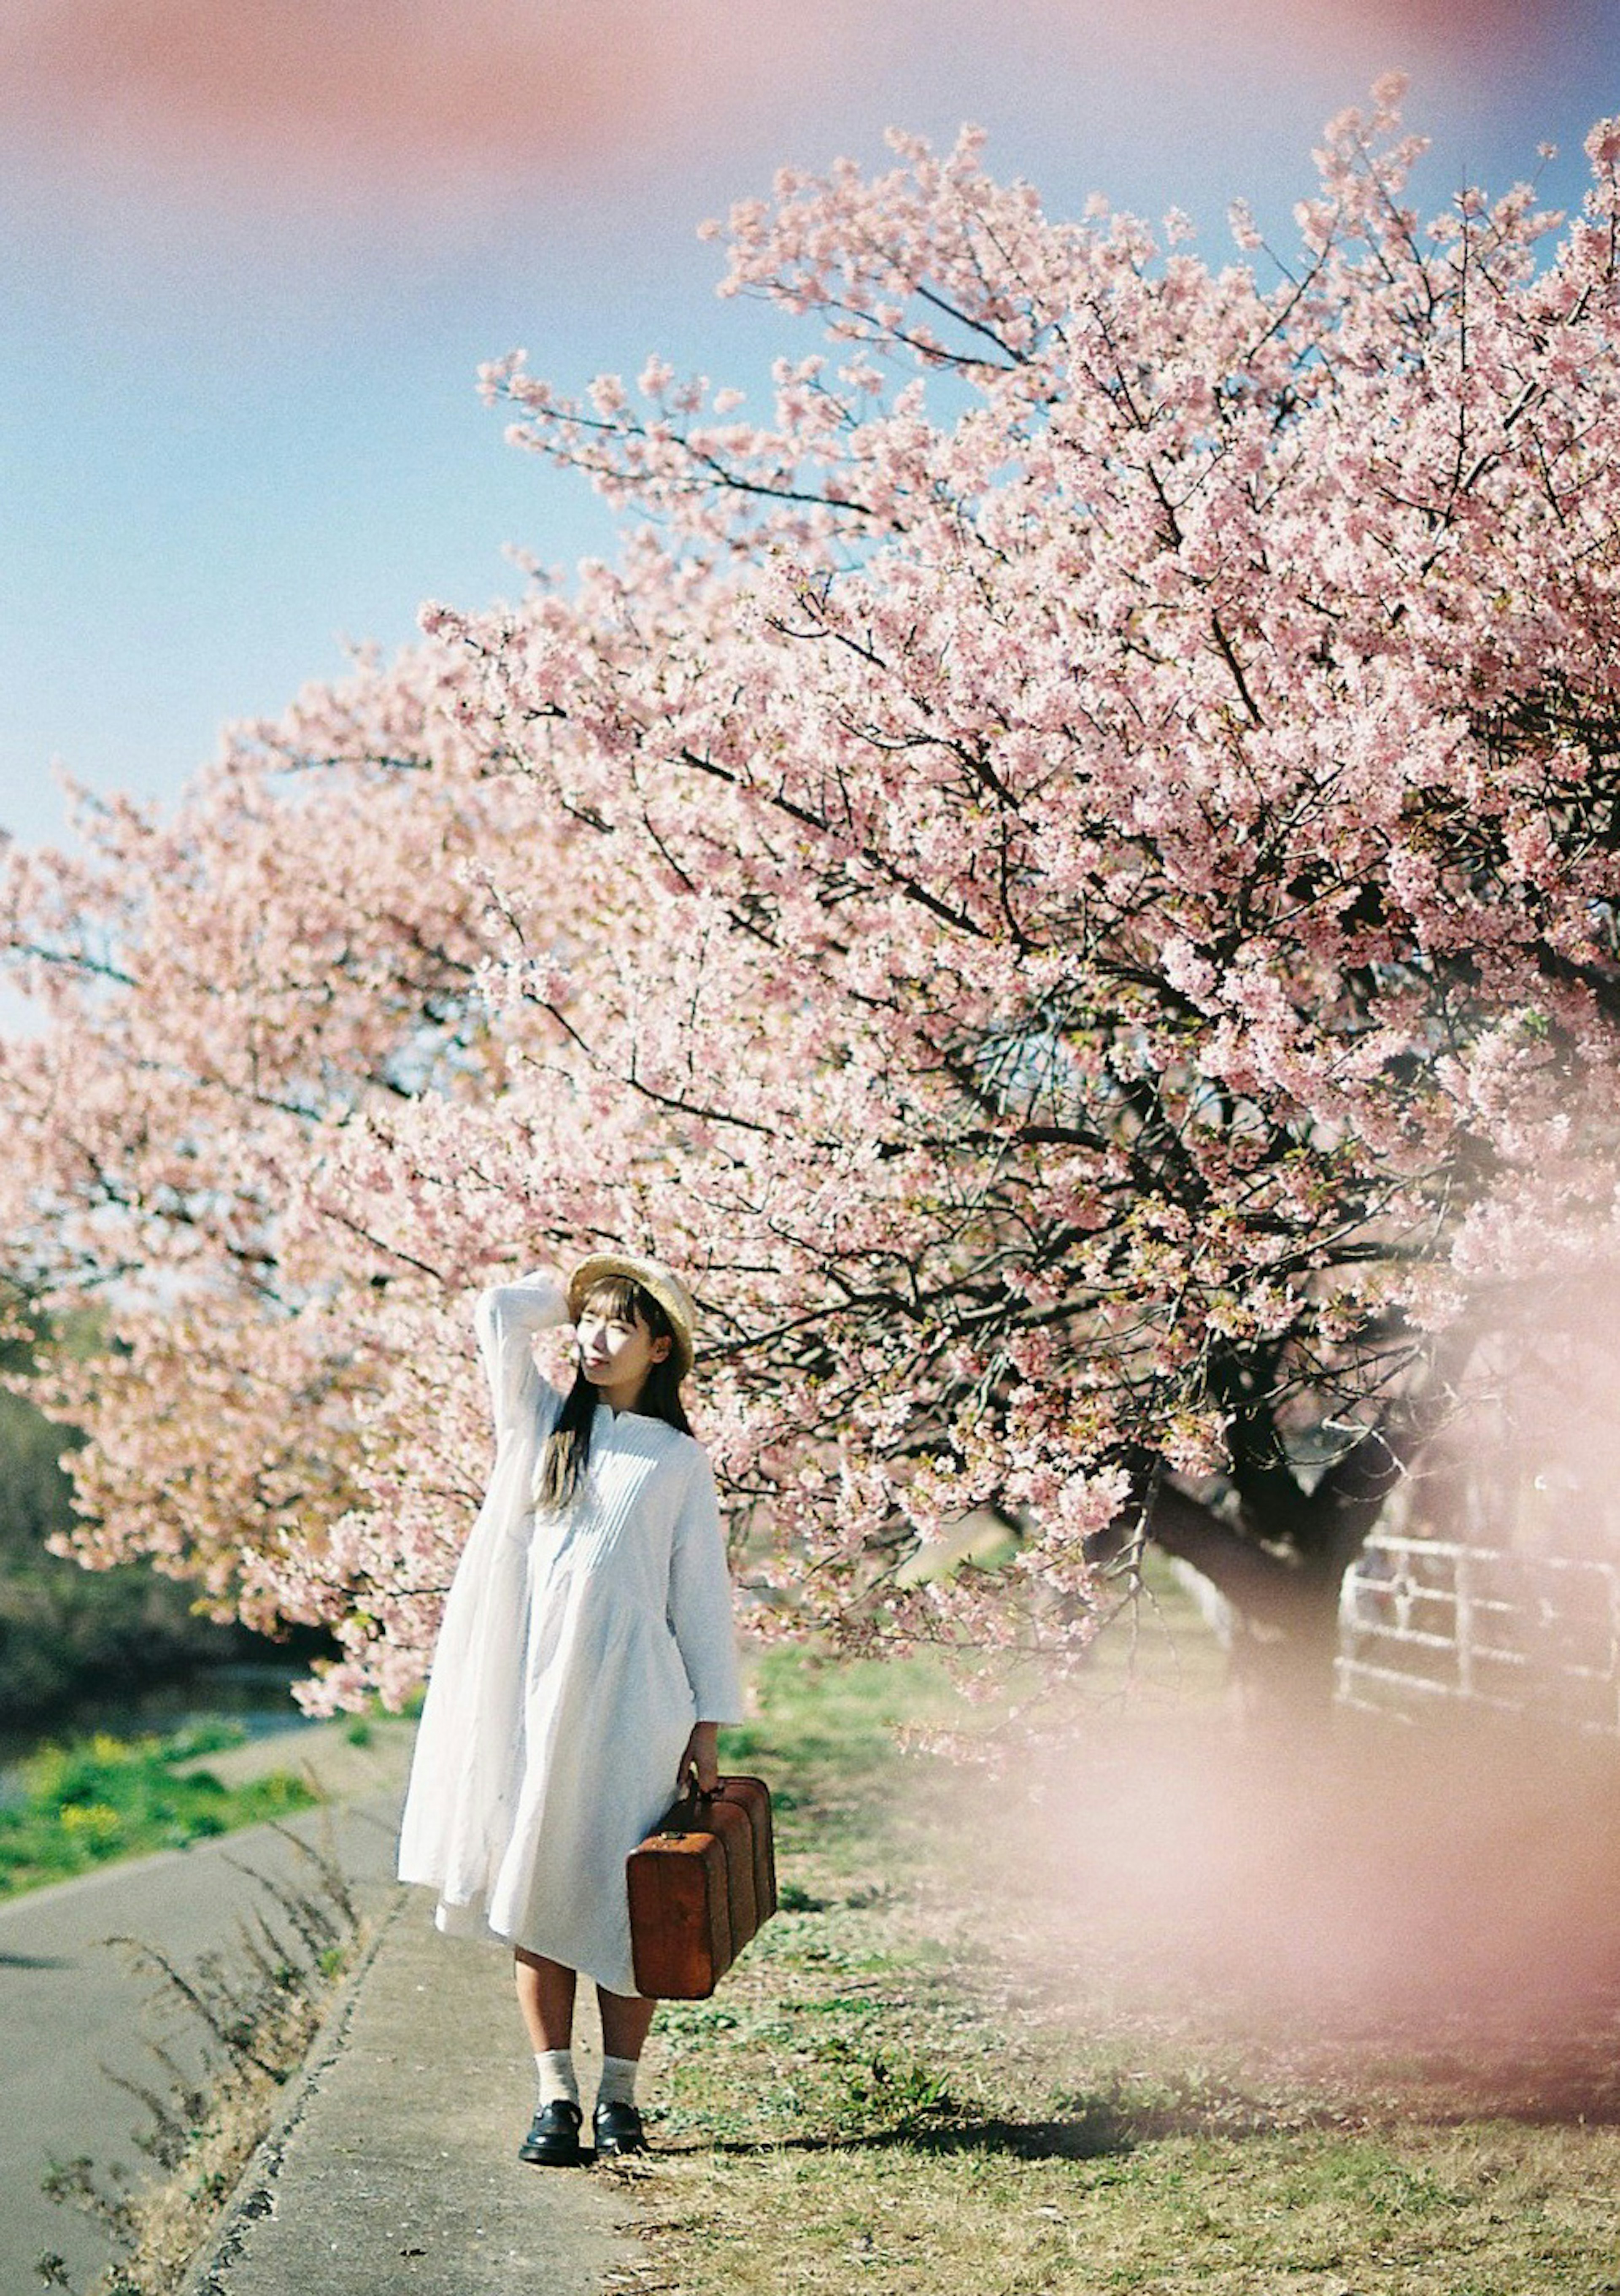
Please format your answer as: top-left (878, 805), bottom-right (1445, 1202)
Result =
top-left (626, 1774), bottom-right (776, 1999)
top-left (717, 1773), bottom-right (777, 1927)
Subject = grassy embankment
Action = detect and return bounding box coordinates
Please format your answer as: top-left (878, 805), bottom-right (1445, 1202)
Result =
top-left (625, 1593), bottom-right (1620, 2296)
top-left (0, 1723), bottom-right (318, 1899)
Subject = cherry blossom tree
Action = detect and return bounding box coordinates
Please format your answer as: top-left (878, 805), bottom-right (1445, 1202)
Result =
top-left (7, 82), bottom-right (1620, 1708)
top-left (0, 654), bottom-right (532, 1689)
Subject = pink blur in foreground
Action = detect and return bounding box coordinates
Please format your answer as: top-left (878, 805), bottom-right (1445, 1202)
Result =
top-left (991, 1699), bottom-right (1620, 2086)
top-left (0, 0), bottom-right (1561, 205)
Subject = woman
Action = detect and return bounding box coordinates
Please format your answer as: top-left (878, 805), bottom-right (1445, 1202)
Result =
top-left (397, 1251), bottom-right (742, 2166)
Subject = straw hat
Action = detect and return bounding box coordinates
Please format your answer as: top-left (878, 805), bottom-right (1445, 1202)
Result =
top-left (566, 1251), bottom-right (698, 1379)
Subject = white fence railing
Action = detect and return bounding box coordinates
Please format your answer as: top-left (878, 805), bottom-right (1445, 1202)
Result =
top-left (1337, 1534), bottom-right (1620, 1738)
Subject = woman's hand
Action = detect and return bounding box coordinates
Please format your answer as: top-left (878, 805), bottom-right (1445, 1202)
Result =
top-left (679, 1720), bottom-right (721, 1794)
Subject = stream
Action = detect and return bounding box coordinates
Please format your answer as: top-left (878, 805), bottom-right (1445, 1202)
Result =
top-left (0, 1659), bottom-right (321, 1786)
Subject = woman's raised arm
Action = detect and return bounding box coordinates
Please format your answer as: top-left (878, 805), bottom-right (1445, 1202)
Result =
top-left (472, 1268), bottom-right (569, 1439)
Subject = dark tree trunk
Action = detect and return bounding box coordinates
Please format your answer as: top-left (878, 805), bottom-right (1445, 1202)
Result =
top-left (1145, 1479), bottom-right (1349, 1719)
top-left (1142, 1328), bottom-right (1478, 1718)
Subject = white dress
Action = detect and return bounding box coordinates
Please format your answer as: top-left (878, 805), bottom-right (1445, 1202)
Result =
top-left (397, 1272), bottom-right (744, 1995)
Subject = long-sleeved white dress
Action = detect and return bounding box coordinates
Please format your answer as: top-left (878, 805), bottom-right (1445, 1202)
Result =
top-left (397, 1272), bottom-right (744, 1996)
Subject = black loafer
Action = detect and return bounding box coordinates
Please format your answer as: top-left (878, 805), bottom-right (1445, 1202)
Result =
top-left (592, 2100), bottom-right (646, 2157)
top-left (518, 2099), bottom-right (583, 2166)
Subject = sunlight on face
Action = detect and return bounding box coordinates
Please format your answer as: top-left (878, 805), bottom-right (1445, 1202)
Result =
top-left (575, 1288), bottom-right (671, 1411)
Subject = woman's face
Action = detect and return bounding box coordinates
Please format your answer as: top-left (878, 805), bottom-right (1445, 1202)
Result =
top-left (575, 1289), bottom-right (671, 1409)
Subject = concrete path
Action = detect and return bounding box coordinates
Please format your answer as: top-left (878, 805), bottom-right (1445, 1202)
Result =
top-left (0, 1720), bottom-right (412, 2291)
top-left (3, 1716), bottom-right (640, 2296)
top-left (184, 1899), bottom-right (639, 2296)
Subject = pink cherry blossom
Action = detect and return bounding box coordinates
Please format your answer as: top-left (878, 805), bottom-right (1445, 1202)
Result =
top-left (5, 92), bottom-right (1620, 1709)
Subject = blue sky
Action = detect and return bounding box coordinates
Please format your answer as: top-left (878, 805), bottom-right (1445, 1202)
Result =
top-left (3, 0), bottom-right (1616, 853)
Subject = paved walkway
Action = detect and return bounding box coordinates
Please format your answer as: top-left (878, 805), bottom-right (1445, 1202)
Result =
top-left (2, 1715), bottom-right (640, 2296)
top-left (185, 1898), bottom-right (639, 2296)
top-left (1, 1720), bottom-right (413, 2291)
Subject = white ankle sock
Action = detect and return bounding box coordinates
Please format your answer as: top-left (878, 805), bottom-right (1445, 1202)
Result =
top-left (535, 2048), bottom-right (578, 2108)
top-left (597, 2053), bottom-right (639, 2109)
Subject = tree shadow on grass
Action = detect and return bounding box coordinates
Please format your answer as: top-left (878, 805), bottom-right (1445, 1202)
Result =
top-left (656, 2080), bottom-right (1343, 2164)
top-left (653, 2053), bottom-right (1620, 2159)
top-left (652, 2119), bottom-right (1130, 2164)
top-left (1355, 2046), bottom-right (1620, 2131)
top-left (1225, 1988), bottom-right (1620, 2134)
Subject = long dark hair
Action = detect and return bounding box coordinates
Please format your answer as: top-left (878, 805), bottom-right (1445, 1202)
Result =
top-left (534, 1275), bottom-right (693, 1512)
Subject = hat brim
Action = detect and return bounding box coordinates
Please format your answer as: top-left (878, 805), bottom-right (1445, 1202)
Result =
top-left (566, 1252), bottom-right (696, 1378)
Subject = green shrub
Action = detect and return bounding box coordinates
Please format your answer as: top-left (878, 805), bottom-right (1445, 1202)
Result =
top-left (0, 1728), bottom-right (319, 1899)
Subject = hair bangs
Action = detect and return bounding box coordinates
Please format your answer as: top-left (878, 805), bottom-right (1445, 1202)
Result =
top-left (580, 1274), bottom-right (672, 1337)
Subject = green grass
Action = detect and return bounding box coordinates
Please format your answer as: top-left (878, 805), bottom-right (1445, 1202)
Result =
top-left (621, 1634), bottom-right (1620, 2296)
top-left (0, 1724), bottom-right (319, 1898)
